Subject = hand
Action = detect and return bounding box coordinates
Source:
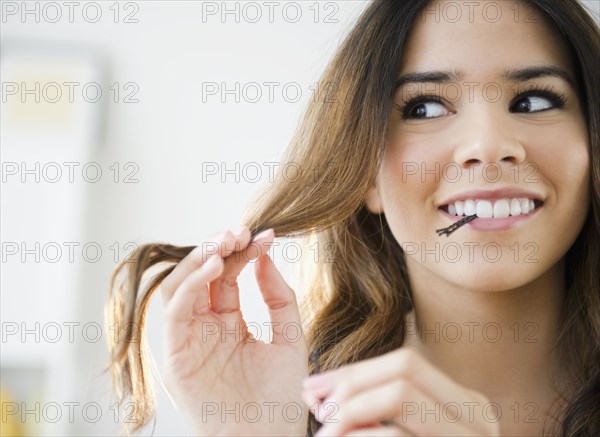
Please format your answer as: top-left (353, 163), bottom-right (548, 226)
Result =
top-left (301, 347), bottom-right (501, 437)
top-left (160, 226), bottom-right (308, 436)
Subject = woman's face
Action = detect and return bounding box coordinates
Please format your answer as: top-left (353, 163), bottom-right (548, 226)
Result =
top-left (366, 0), bottom-right (590, 292)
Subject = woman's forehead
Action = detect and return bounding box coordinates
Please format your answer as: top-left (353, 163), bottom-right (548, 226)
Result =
top-left (397, 0), bottom-right (576, 80)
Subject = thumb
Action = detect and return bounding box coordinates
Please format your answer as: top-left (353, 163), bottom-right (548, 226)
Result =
top-left (254, 253), bottom-right (304, 346)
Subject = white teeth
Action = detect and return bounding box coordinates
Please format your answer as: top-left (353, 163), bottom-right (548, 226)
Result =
top-left (476, 200), bottom-right (493, 218)
top-left (445, 197), bottom-right (539, 218)
top-left (464, 199), bottom-right (477, 216)
top-left (493, 199), bottom-right (510, 218)
top-left (455, 200), bottom-right (464, 216)
top-left (510, 198), bottom-right (522, 216)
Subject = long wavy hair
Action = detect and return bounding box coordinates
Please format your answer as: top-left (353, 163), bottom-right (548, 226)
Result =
top-left (106, 0), bottom-right (600, 435)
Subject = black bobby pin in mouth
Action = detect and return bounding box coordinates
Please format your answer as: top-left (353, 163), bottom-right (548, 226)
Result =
top-left (436, 214), bottom-right (477, 237)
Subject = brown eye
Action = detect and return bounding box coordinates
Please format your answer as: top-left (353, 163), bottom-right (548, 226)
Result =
top-left (399, 98), bottom-right (451, 120)
top-left (509, 89), bottom-right (567, 113)
top-left (511, 96), bottom-right (553, 113)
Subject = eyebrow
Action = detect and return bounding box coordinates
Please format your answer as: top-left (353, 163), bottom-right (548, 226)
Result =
top-left (395, 66), bottom-right (576, 90)
top-left (503, 66), bottom-right (576, 89)
top-left (395, 70), bottom-right (462, 89)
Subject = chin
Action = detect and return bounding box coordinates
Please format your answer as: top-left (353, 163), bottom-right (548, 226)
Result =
top-left (436, 260), bottom-right (552, 293)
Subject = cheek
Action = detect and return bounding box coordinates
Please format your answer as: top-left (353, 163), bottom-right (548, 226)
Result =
top-left (525, 119), bottom-right (590, 211)
top-left (517, 118), bottom-right (590, 269)
top-left (378, 135), bottom-right (449, 237)
top-left (381, 131), bottom-right (450, 195)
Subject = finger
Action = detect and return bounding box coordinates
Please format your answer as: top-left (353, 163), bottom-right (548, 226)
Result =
top-left (303, 347), bottom-right (482, 408)
top-left (160, 226), bottom-right (251, 303)
top-left (163, 255), bottom-right (225, 355)
top-left (209, 229), bottom-right (275, 314)
top-left (254, 251), bottom-right (304, 345)
top-left (318, 380), bottom-right (463, 436)
top-left (164, 254), bottom-right (223, 323)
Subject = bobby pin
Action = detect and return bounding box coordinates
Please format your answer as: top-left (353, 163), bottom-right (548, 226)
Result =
top-left (436, 214), bottom-right (477, 237)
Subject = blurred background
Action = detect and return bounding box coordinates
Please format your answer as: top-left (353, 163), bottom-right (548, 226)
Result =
top-left (0, 1), bottom-right (370, 435)
top-left (1, 1), bottom-right (598, 436)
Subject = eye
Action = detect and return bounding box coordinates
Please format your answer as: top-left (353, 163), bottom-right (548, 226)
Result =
top-left (396, 97), bottom-right (452, 120)
top-left (511, 96), bottom-right (553, 113)
top-left (509, 88), bottom-right (567, 114)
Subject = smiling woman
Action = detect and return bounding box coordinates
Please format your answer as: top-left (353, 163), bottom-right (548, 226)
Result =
top-left (106, 1), bottom-right (599, 436)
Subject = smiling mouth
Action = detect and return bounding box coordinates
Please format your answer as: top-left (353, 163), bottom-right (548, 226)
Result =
top-left (438, 197), bottom-right (544, 218)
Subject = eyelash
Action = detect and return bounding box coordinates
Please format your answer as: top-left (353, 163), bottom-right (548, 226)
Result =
top-left (394, 84), bottom-right (568, 120)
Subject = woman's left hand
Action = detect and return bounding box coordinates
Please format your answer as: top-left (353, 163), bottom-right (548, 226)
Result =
top-left (301, 347), bottom-right (501, 437)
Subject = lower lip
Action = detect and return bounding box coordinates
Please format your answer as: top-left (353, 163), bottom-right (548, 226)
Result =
top-left (439, 207), bottom-right (541, 231)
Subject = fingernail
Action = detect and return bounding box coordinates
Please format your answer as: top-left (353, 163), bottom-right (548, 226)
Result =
top-left (252, 228), bottom-right (273, 242)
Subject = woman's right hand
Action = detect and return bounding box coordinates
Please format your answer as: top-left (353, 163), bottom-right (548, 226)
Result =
top-left (160, 226), bottom-right (309, 436)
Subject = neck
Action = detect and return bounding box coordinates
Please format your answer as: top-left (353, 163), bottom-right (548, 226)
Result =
top-left (404, 258), bottom-right (566, 401)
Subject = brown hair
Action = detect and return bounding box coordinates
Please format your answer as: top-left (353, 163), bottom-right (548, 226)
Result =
top-left (106, 1), bottom-right (600, 435)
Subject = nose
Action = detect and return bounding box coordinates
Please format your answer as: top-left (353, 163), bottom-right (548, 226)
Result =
top-left (452, 108), bottom-right (527, 170)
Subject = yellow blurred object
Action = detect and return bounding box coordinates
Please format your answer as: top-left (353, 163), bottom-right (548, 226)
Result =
top-left (0, 388), bottom-right (23, 437)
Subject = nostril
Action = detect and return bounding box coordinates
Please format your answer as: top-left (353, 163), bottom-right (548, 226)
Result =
top-left (501, 156), bottom-right (520, 165)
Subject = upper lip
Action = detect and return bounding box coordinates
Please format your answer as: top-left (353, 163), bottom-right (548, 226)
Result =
top-left (437, 187), bottom-right (545, 207)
